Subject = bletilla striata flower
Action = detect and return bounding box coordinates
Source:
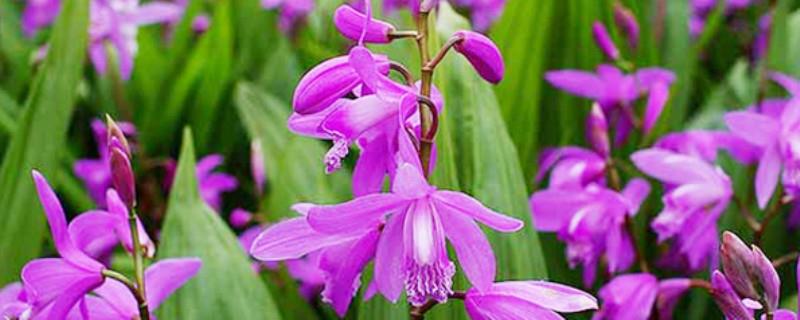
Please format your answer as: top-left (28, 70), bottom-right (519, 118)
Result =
top-left (725, 98), bottom-right (800, 209)
top-left (632, 149), bottom-right (732, 272)
top-left (654, 130), bottom-right (760, 165)
top-left (545, 64), bottom-right (675, 144)
top-left (0, 283), bottom-right (31, 319)
top-left (536, 146), bottom-right (607, 190)
top-left (262, 0), bottom-right (315, 33)
top-left (163, 154), bottom-right (238, 211)
top-left (465, 281), bottom-right (598, 319)
top-left (530, 179), bottom-right (650, 286)
top-left (593, 273), bottom-right (692, 320)
top-left (22, 171), bottom-right (108, 319)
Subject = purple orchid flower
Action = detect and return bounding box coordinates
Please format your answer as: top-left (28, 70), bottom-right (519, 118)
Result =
top-left (690, 0), bottom-right (756, 37)
top-left (536, 147), bottom-right (607, 190)
top-left (74, 119), bottom-right (136, 207)
top-left (632, 149), bottom-right (732, 272)
top-left (75, 258), bottom-right (201, 319)
top-left (530, 179), bottom-right (650, 287)
top-left (68, 189), bottom-right (155, 265)
top-left (21, 0), bottom-right (61, 36)
top-left (229, 208), bottom-right (254, 229)
top-left (448, 0), bottom-right (505, 32)
top-left (239, 224), bottom-right (279, 273)
top-left (592, 22), bottom-right (620, 61)
top-left (0, 283), bottom-right (32, 319)
top-left (164, 154), bottom-right (238, 211)
top-left (22, 171), bottom-right (107, 318)
top-left (725, 99), bottom-right (800, 209)
top-left (464, 281), bottom-right (598, 319)
top-left (654, 130), bottom-right (760, 164)
top-left (545, 64), bottom-right (675, 144)
top-left (262, 0), bottom-right (315, 34)
top-left (720, 232), bottom-right (780, 312)
top-left (285, 252), bottom-right (326, 301)
top-left (593, 273), bottom-right (692, 320)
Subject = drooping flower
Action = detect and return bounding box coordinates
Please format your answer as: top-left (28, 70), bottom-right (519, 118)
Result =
top-left (22, 171), bottom-right (107, 318)
top-left (464, 281), bottom-right (597, 319)
top-left (724, 98), bottom-right (800, 208)
top-left (73, 119), bottom-right (136, 206)
top-left (593, 273), bottom-right (692, 320)
top-left (545, 64), bottom-right (675, 144)
top-left (632, 148), bottom-right (732, 272)
top-left (80, 258), bottom-right (201, 319)
top-left (262, 0), bottom-right (315, 34)
top-left (530, 179), bottom-right (650, 286)
top-left (164, 154), bottom-right (238, 211)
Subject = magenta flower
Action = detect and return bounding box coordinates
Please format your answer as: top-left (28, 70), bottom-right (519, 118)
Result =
top-left (262, 0), bottom-right (314, 33)
top-left (77, 258), bottom-right (201, 318)
top-left (711, 270), bottom-right (754, 320)
top-left (22, 171), bottom-right (107, 318)
top-left (450, 0), bottom-right (506, 32)
top-left (592, 22), bottom-right (619, 61)
top-left (229, 208), bottom-right (254, 229)
top-left (613, 3), bottom-right (639, 49)
top-left (88, 0), bottom-right (184, 79)
top-left (632, 149), bottom-right (731, 272)
top-left (536, 147), bottom-right (607, 190)
top-left (307, 162), bottom-right (522, 306)
top-left (545, 64), bottom-right (675, 144)
top-left (238, 225), bottom-right (278, 273)
top-left (452, 30), bottom-right (505, 84)
top-left (164, 154), bottom-right (238, 211)
top-left (593, 273), bottom-right (691, 320)
top-left (725, 99), bottom-right (800, 208)
top-left (720, 232), bottom-right (780, 311)
top-left (21, 0), bottom-right (61, 36)
top-left (654, 130), bottom-right (760, 164)
top-left (530, 179), bottom-right (650, 286)
top-left (464, 281), bottom-right (597, 319)
top-left (0, 283), bottom-right (31, 319)
top-left (73, 119), bottom-right (136, 206)
top-left (69, 189), bottom-right (155, 263)
top-left (285, 252), bottom-right (326, 300)
top-left (334, 5), bottom-right (396, 44)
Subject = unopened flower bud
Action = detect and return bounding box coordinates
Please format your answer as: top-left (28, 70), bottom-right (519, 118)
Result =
top-left (105, 115), bottom-right (131, 156)
top-left (587, 103), bottom-right (610, 158)
top-left (334, 5), bottom-right (395, 44)
top-left (109, 143), bottom-right (136, 208)
top-left (752, 246), bottom-right (780, 311)
top-left (613, 3), bottom-right (639, 49)
top-left (251, 140), bottom-right (266, 195)
top-left (229, 208), bottom-right (253, 228)
top-left (192, 14), bottom-right (211, 34)
top-left (452, 30), bottom-right (505, 84)
top-left (720, 231), bottom-right (760, 300)
top-left (293, 54), bottom-right (390, 115)
top-left (711, 271), bottom-right (754, 320)
top-left (592, 22), bottom-right (620, 61)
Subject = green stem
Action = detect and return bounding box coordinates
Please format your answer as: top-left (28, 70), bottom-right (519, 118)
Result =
top-left (128, 208), bottom-right (149, 320)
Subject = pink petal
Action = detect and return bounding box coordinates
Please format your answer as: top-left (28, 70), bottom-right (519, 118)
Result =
top-left (107, 189), bottom-right (155, 257)
top-left (249, 217), bottom-right (362, 261)
top-left (544, 70), bottom-right (604, 100)
top-left (630, 149), bottom-right (719, 185)
top-left (93, 280), bottom-right (137, 318)
top-left (373, 211), bottom-right (406, 302)
top-left (770, 72), bottom-right (800, 96)
top-left (643, 82), bottom-right (669, 133)
top-left (528, 189), bottom-right (593, 231)
top-left (486, 281), bottom-right (598, 312)
top-left (724, 111), bottom-right (779, 147)
top-left (433, 191), bottom-right (523, 232)
top-left (352, 135), bottom-right (390, 196)
top-left (438, 205), bottom-right (496, 292)
top-left (47, 276), bottom-right (104, 320)
top-left (466, 292), bottom-right (564, 320)
top-left (144, 258), bottom-right (202, 309)
top-left (756, 146), bottom-right (782, 209)
top-left (68, 211), bottom-right (119, 260)
top-left (130, 2), bottom-right (184, 25)
top-left (320, 230), bottom-right (380, 317)
top-left (32, 171), bottom-right (103, 270)
top-left (621, 178), bottom-right (650, 215)
top-left (391, 163), bottom-right (434, 199)
top-left (308, 194), bottom-right (407, 234)
top-left (321, 95), bottom-right (397, 139)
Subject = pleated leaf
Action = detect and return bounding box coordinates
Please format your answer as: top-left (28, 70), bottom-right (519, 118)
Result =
top-left (156, 129), bottom-right (281, 320)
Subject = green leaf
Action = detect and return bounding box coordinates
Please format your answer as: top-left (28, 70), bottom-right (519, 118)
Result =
top-left (234, 82), bottom-right (351, 218)
top-left (156, 129), bottom-right (281, 320)
top-left (0, 0), bottom-right (88, 285)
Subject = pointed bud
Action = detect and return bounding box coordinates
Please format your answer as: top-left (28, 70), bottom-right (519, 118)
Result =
top-left (452, 30), bottom-right (505, 84)
top-left (191, 14), bottom-right (211, 34)
top-left (711, 271), bottom-right (755, 320)
top-left (587, 103), bottom-right (610, 158)
top-left (105, 115), bottom-right (131, 156)
top-left (720, 231), bottom-right (760, 300)
top-left (229, 208), bottom-right (253, 228)
top-left (613, 3), bottom-right (639, 49)
top-left (752, 246), bottom-right (780, 311)
top-left (251, 140), bottom-right (266, 195)
top-left (592, 22), bottom-right (620, 61)
top-left (293, 55), bottom-right (390, 115)
top-left (109, 143), bottom-right (136, 208)
top-left (334, 5), bottom-right (396, 43)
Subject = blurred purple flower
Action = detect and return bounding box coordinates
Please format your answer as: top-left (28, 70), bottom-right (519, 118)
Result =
top-left (690, 0), bottom-right (756, 37)
top-left (449, 0), bottom-right (505, 31)
top-left (530, 179), bottom-right (650, 286)
top-left (592, 22), bottom-right (619, 61)
top-left (536, 147), bottom-right (607, 190)
top-left (21, 0), bottom-right (60, 36)
top-left (80, 258), bottom-right (201, 319)
top-left (191, 14), bottom-right (211, 34)
top-left (164, 154), bottom-right (238, 211)
top-left (593, 273), bottom-right (691, 320)
top-left (632, 149), bottom-right (731, 272)
top-left (725, 99), bottom-right (800, 208)
top-left (229, 208), bottom-right (254, 229)
top-left (22, 171), bottom-right (107, 318)
top-left (262, 0), bottom-right (314, 34)
top-left (613, 3), bottom-right (639, 49)
top-left (654, 130), bottom-right (760, 164)
top-left (285, 252), bottom-right (326, 300)
top-left (465, 281), bottom-right (597, 319)
top-left (74, 119), bottom-right (136, 207)
top-left (545, 64), bottom-right (675, 144)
